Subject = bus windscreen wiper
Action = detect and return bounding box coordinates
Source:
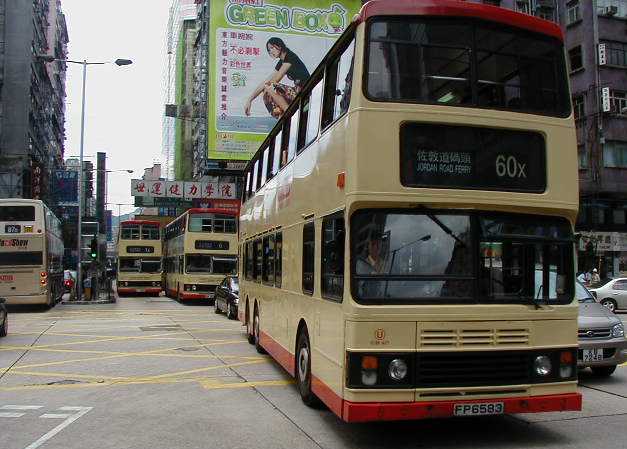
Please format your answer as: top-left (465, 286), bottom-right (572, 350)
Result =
top-left (425, 213), bottom-right (466, 247)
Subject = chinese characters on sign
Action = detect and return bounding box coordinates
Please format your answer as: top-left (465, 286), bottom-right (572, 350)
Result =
top-left (131, 180), bottom-right (236, 200)
top-left (414, 150), bottom-right (473, 176)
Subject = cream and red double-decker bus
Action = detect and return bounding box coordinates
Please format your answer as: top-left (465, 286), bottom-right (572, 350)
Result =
top-left (116, 220), bottom-right (163, 296)
top-left (163, 209), bottom-right (238, 302)
top-left (239, 0), bottom-right (582, 423)
top-left (0, 199), bottom-right (64, 307)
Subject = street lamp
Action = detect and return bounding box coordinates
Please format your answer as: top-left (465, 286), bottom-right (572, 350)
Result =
top-left (39, 55), bottom-right (133, 301)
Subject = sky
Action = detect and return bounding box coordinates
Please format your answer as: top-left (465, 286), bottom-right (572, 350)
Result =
top-left (62, 0), bottom-right (172, 217)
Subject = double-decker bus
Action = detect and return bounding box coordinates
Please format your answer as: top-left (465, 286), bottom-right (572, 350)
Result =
top-left (163, 209), bottom-right (238, 301)
top-left (116, 220), bottom-right (163, 296)
top-left (239, 0), bottom-right (582, 423)
top-left (0, 199), bottom-right (64, 307)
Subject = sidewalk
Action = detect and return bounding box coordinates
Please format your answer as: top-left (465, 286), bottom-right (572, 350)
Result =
top-left (62, 285), bottom-right (116, 304)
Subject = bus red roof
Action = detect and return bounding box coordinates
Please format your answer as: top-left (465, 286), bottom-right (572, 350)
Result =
top-left (120, 220), bottom-right (161, 227)
top-left (357, 0), bottom-right (563, 41)
top-left (187, 208), bottom-right (238, 217)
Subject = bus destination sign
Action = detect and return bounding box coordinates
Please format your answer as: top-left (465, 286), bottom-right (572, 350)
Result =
top-left (195, 240), bottom-right (229, 251)
top-left (127, 246), bottom-right (155, 254)
top-left (400, 124), bottom-right (546, 193)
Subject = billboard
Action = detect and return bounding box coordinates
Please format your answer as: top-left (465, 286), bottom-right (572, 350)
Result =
top-left (208, 0), bottom-right (361, 161)
top-left (54, 170), bottom-right (79, 206)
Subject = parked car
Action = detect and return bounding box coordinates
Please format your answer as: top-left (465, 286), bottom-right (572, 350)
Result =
top-left (63, 269), bottom-right (77, 293)
top-left (577, 281), bottom-right (627, 376)
top-left (588, 277), bottom-right (627, 313)
top-left (0, 297), bottom-right (7, 337)
top-left (214, 276), bottom-right (239, 320)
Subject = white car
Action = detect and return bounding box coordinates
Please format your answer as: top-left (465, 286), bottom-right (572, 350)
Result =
top-left (588, 278), bottom-right (627, 313)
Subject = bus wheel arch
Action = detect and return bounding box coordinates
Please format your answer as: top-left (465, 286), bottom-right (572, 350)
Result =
top-left (295, 323), bottom-right (320, 407)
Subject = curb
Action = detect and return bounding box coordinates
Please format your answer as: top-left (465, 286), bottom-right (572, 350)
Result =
top-left (62, 299), bottom-right (116, 305)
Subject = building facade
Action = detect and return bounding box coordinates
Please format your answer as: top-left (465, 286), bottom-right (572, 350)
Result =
top-left (0, 0), bottom-right (68, 205)
top-left (467, 0), bottom-right (627, 277)
top-left (162, 0), bottom-right (197, 181)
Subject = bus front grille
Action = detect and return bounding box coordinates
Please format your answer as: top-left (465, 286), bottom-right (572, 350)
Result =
top-left (415, 351), bottom-right (530, 388)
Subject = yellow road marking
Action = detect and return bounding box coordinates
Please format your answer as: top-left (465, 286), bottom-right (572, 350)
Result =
top-left (200, 379), bottom-right (294, 390)
top-left (6, 358), bottom-right (269, 386)
top-left (0, 343), bottom-right (253, 371)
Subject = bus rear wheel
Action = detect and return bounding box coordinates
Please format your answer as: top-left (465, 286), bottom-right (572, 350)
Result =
top-left (296, 329), bottom-right (320, 408)
top-left (0, 315), bottom-right (7, 337)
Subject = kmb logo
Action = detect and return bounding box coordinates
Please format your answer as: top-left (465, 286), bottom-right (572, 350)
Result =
top-left (375, 329), bottom-right (386, 340)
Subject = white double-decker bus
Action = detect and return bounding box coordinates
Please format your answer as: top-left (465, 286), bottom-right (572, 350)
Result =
top-left (0, 199), bottom-right (64, 307)
top-left (239, 0), bottom-right (582, 423)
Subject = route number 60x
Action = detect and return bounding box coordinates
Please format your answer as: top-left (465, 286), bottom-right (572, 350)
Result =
top-left (496, 155), bottom-right (527, 179)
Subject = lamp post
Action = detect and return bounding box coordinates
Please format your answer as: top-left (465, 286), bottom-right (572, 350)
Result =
top-left (40, 55), bottom-right (133, 300)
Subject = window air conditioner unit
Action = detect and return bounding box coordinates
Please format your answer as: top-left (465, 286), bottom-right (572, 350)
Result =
top-left (604, 5), bottom-right (618, 16)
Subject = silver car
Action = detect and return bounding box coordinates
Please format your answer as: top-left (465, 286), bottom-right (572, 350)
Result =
top-left (588, 277), bottom-right (627, 313)
top-left (577, 281), bottom-right (627, 376)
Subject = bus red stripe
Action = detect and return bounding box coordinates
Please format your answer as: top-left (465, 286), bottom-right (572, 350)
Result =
top-left (357, 0), bottom-right (563, 41)
top-left (259, 331), bottom-right (295, 376)
top-left (311, 376), bottom-right (343, 417)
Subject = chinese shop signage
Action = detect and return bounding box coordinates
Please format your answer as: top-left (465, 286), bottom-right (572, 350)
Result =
top-left (131, 180), bottom-right (236, 200)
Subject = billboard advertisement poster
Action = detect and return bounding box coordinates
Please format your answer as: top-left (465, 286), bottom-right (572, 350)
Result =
top-left (209, 0), bottom-right (361, 161)
top-left (55, 170), bottom-right (79, 206)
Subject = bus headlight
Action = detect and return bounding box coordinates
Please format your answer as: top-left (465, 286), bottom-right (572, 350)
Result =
top-left (388, 359), bottom-right (408, 381)
top-left (534, 356), bottom-right (552, 376)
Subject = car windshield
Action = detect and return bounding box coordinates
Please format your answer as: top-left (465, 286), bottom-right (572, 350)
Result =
top-left (575, 281), bottom-right (595, 303)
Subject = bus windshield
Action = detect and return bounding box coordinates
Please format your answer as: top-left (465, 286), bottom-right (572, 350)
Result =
top-left (213, 256), bottom-right (237, 275)
top-left (186, 254), bottom-right (212, 273)
top-left (0, 206), bottom-right (35, 221)
top-left (366, 17), bottom-right (570, 117)
top-left (119, 257), bottom-right (161, 273)
top-left (351, 210), bottom-right (573, 305)
top-left (188, 213), bottom-right (237, 233)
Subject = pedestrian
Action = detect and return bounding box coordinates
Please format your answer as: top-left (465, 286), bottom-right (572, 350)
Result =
top-left (83, 275), bottom-right (92, 300)
top-left (591, 268), bottom-right (601, 285)
top-left (577, 271), bottom-right (586, 284)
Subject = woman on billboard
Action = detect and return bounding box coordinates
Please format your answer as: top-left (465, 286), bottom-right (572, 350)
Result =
top-left (244, 37), bottom-right (310, 119)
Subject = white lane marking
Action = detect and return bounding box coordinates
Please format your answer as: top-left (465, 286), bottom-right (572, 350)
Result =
top-left (1, 405), bottom-right (44, 410)
top-left (40, 413), bottom-right (71, 419)
top-left (0, 412), bottom-right (26, 418)
top-left (23, 407), bottom-right (93, 449)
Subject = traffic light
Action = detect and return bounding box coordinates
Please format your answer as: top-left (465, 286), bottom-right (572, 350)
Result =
top-left (90, 236), bottom-right (98, 260)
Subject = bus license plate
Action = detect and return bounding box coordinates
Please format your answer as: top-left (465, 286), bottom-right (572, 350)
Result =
top-left (454, 402), bottom-right (504, 417)
top-left (5, 225), bottom-right (20, 233)
top-left (581, 349), bottom-right (603, 362)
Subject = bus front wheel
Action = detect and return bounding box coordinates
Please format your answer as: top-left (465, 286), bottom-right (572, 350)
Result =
top-left (246, 301), bottom-right (255, 344)
top-left (253, 305), bottom-right (266, 354)
top-left (296, 328), bottom-right (320, 408)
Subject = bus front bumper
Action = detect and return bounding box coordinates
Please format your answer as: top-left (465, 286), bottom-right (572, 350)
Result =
top-left (341, 393), bottom-right (582, 423)
top-left (117, 288), bottom-right (162, 295)
top-left (4, 294), bottom-right (47, 305)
